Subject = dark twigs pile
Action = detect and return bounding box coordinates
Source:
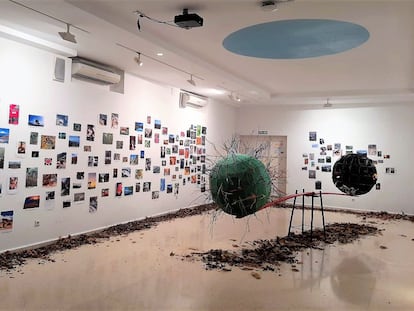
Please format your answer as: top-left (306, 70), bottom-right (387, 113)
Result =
top-left (192, 223), bottom-right (378, 271)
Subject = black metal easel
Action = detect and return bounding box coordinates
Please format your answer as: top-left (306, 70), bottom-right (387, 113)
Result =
top-left (288, 190), bottom-right (326, 240)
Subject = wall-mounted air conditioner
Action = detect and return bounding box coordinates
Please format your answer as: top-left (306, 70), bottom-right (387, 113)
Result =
top-left (179, 91), bottom-right (208, 109)
top-left (71, 57), bottom-right (121, 85)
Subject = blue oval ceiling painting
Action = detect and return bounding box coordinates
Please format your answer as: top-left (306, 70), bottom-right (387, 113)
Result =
top-left (223, 19), bottom-right (370, 59)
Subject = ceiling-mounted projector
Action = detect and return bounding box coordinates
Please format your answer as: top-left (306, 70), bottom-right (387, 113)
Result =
top-left (174, 8), bottom-right (203, 29)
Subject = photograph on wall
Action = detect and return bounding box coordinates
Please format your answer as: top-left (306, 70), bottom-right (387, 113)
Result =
top-left (135, 182), bottom-right (141, 192)
top-left (6, 161), bottom-right (19, 169)
top-left (322, 165), bottom-right (332, 172)
top-left (135, 169), bottom-right (143, 179)
top-left (71, 153), bottom-right (78, 165)
top-left (73, 123), bottom-right (81, 132)
top-left (0, 128), bottom-right (10, 144)
top-left (101, 188), bottom-right (109, 197)
top-left (99, 114), bottom-right (107, 126)
top-left (376, 183), bottom-right (381, 190)
top-left (73, 182), bottom-right (81, 189)
top-left (103, 133), bottom-right (113, 145)
top-left (8, 176), bottom-right (18, 193)
top-left (385, 167), bottom-right (395, 174)
top-left (23, 195), bottom-right (40, 209)
top-left (124, 186), bottom-right (133, 196)
top-left (0, 147), bottom-right (4, 168)
top-left (154, 120), bottom-right (161, 129)
top-left (56, 114), bottom-right (68, 126)
top-left (26, 167), bottom-right (38, 188)
top-left (357, 150), bottom-right (367, 156)
top-left (130, 154), bottom-right (139, 165)
top-left (122, 157), bottom-right (128, 163)
top-left (167, 184), bottom-right (173, 193)
top-left (309, 131), bottom-right (317, 141)
top-left (40, 135), bottom-right (56, 150)
top-left (44, 190), bottom-right (55, 210)
top-left (98, 173), bottom-right (109, 183)
top-left (86, 124), bottom-right (95, 141)
top-left (140, 150), bottom-right (145, 158)
top-left (137, 135), bottom-right (143, 145)
top-left (145, 128), bottom-right (152, 138)
top-left (31, 151), bottom-right (39, 158)
top-left (28, 115), bottom-right (44, 127)
top-left (76, 172), bottom-right (84, 180)
top-left (111, 113), bottom-right (119, 129)
top-left (308, 170), bottom-right (316, 179)
top-left (56, 152), bottom-right (67, 169)
top-left (169, 134), bottom-right (175, 143)
top-left (30, 132), bottom-right (38, 145)
top-left (105, 151), bottom-right (111, 165)
top-left (115, 141), bottom-right (123, 149)
top-left (88, 156), bottom-right (98, 167)
top-left (145, 140), bottom-right (150, 148)
top-left (315, 180), bottom-right (322, 190)
top-left (145, 158), bottom-right (151, 171)
top-left (129, 136), bottom-right (136, 150)
top-left (121, 168), bottom-right (131, 177)
top-left (135, 122), bottom-right (143, 132)
top-left (113, 153), bottom-right (120, 161)
top-left (69, 135), bottom-right (80, 147)
top-left (368, 144), bottom-right (377, 156)
top-left (115, 182), bottom-right (122, 196)
top-left (63, 200), bottom-right (71, 208)
top-left (113, 168), bottom-right (118, 178)
top-left (146, 115), bottom-right (151, 124)
top-left (89, 196), bottom-right (98, 213)
top-left (162, 127), bottom-right (168, 135)
top-left (153, 166), bottom-right (160, 174)
top-left (143, 181), bottom-right (151, 192)
top-left (154, 133), bottom-right (159, 144)
top-left (74, 192), bottom-right (85, 203)
top-left (160, 178), bottom-right (165, 191)
top-left (84, 145), bottom-right (91, 152)
top-left (88, 173), bottom-right (97, 189)
top-left (120, 127), bottom-right (129, 135)
top-left (43, 174), bottom-right (57, 187)
top-left (9, 104), bottom-right (19, 125)
top-left (58, 132), bottom-right (66, 140)
top-left (152, 191), bottom-right (159, 199)
top-left (1, 210), bottom-right (14, 232)
top-left (61, 177), bottom-right (70, 196)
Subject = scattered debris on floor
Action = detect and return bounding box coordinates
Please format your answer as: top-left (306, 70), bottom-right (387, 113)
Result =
top-left (187, 223), bottom-right (378, 273)
top-left (0, 204), bottom-right (216, 272)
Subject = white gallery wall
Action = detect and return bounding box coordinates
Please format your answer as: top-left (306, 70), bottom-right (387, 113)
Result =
top-left (236, 104), bottom-right (414, 215)
top-left (0, 36), bottom-right (237, 252)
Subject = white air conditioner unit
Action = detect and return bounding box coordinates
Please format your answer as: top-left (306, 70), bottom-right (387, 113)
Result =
top-left (71, 57), bottom-right (121, 85)
top-left (179, 91), bottom-right (208, 109)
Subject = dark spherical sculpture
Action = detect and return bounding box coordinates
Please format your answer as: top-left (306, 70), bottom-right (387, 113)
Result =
top-left (209, 154), bottom-right (271, 218)
top-left (332, 154), bottom-right (377, 195)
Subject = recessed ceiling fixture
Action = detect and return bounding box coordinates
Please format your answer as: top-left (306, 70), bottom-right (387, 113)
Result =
top-left (58, 23), bottom-right (76, 43)
top-left (187, 74), bottom-right (196, 86)
top-left (228, 92), bottom-right (241, 102)
top-left (134, 52), bottom-right (143, 66)
top-left (8, 0), bottom-right (89, 44)
top-left (156, 52), bottom-right (164, 56)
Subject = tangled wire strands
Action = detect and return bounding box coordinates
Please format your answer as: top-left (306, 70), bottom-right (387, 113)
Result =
top-left (209, 153), bottom-right (272, 218)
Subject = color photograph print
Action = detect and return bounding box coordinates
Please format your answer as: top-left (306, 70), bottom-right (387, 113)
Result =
top-left (103, 133), bottom-right (113, 145)
top-left (30, 132), bottom-right (38, 145)
top-left (61, 177), bottom-right (70, 196)
top-left (41, 135), bottom-right (56, 150)
top-left (86, 124), bottom-right (95, 141)
top-left (28, 115), bottom-right (44, 127)
top-left (8, 176), bottom-right (18, 194)
top-left (0, 210), bottom-right (14, 232)
top-left (26, 167), bottom-right (38, 187)
top-left (9, 104), bottom-right (19, 125)
top-left (0, 128), bottom-right (10, 144)
top-left (69, 135), bottom-right (80, 147)
top-left (24, 195), bottom-right (40, 209)
top-left (89, 196), bottom-right (98, 213)
top-left (111, 113), bottom-right (119, 129)
top-left (56, 114), bottom-right (68, 126)
top-left (99, 114), bottom-right (107, 126)
top-left (0, 147), bottom-right (4, 168)
top-left (43, 174), bottom-right (57, 187)
top-left (88, 173), bottom-right (97, 189)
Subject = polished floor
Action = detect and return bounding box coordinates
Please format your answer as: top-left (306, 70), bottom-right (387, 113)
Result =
top-left (0, 208), bottom-right (413, 311)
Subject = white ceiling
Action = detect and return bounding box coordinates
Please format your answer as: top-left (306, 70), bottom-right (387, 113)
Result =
top-left (1, 0), bottom-right (414, 106)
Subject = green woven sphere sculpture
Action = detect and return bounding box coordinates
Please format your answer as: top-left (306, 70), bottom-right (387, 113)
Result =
top-left (209, 154), bottom-right (271, 218)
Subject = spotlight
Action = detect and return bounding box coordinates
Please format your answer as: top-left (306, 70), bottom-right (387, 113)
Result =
top-left (134, 52), bottom-right (143, 66)
top-left (187, 74), bottom-right (196, 86)
top-left (58, 23), bottom-right (76, 43)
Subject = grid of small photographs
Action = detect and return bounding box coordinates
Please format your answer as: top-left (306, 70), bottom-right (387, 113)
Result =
top-left (303, 131), bottom-right (391, 190)
top-left (0, 107), bottom-right (208, 228)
